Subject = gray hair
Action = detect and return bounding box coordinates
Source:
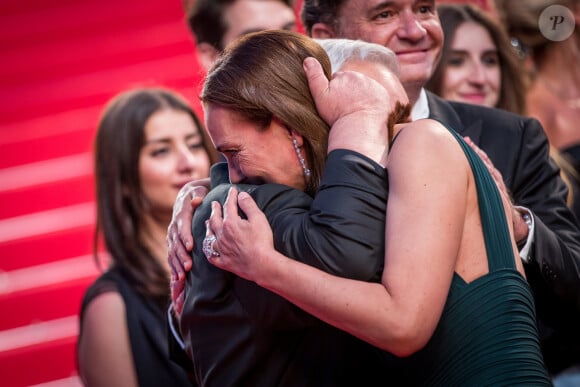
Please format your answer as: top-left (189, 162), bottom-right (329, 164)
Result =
top-left (315, 38), bottom-right (400, 76)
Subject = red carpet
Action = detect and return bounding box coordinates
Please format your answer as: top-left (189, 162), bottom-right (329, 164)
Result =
top-left (0, 0), bottom-right (203, 385)
top-left (0, 1), bottom-right (304, 385)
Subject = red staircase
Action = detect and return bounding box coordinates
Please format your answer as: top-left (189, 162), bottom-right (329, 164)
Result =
top-left (0, 1), bottom-right (305, 385)
top-left (0, 0), bottom-right (204, 385)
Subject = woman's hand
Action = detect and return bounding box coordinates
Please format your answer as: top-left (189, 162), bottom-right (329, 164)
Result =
top-left (167, 179), bottom-right (210, 316)
top-left (205, 187), bottom-right (275, 283)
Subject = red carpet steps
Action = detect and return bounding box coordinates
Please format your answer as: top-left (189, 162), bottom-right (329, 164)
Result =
top-left (0, 0), bottom-right (202, 384)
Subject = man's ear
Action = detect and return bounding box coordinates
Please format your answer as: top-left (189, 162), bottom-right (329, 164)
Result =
top-left (311, 22), bottom-right (336, 39)
top-left (196, 42), bottom-right (221, 72)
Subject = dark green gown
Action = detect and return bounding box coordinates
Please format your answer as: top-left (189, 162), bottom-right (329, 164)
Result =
top-left (382, 123), bottom-right (552, 386)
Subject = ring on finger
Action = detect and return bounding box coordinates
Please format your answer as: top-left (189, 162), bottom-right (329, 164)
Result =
top-left (202, 235), bottom-right (221, 258)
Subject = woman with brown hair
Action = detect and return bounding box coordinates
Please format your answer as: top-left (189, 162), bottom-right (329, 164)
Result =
top-left (175, 30), bottom-right (395, 386)
top-left (425, 3), bottom-right (527, 115)
top-left (77, 88), bottom-right (218, 386)
top-left (427, 2), bottom-right (580, 224)
top-left (174, 29), bottom-right (549, 385)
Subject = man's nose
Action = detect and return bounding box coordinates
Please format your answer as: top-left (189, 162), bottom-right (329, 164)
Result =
top-left (397, 11), bottom-right (427, 41)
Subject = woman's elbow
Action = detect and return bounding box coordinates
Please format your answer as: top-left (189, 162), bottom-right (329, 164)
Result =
top-left (376, 316), bottom-right (433, 357)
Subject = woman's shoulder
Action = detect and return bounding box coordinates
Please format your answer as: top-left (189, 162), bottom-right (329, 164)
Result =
top-left (79, 283), bottom-right (128, 346)
top-left (77, 285), bottom-right (135, 385)
top-left (388, 119), bottom-right (469, 174)
top-left (81, 268), bottom-right (127, 316)
top-left (83, 290), bottom-right (126, 321)
top-left (410, 118), bottom-right (449, 132)
top-left (393, 119), bottom-right (457, 151)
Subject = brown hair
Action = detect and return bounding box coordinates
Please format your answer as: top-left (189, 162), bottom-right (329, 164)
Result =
top-left (425, 3), bottom-right (528, 115)
top-left (93, 88), bottom-right (219, 300)
top-left (201, 30), bottom-right (332, 195)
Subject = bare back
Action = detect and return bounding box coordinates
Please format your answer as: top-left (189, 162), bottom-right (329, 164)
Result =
top-left (384, 118), bottom-right (521, 344)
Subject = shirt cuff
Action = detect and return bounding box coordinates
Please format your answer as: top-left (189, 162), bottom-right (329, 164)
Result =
top-left (515, 206), bottom-right (535, 263)
top-left (167, 304), bottom-right (185, 350)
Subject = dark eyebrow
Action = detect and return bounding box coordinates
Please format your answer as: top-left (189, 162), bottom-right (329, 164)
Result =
top-left (367, 1), bottom-right (396, 15)
top-left (145, 131), bottom-right (201, 145)
top-left (144, 137), bottom-right (171, 145)
top-left (368, 0), bottom-right (435, 14)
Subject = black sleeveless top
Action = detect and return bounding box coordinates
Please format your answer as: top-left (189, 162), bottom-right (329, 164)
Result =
top-left (79, 268), bottom-right (193, 386)
top-left (382, 123), bottom-right (552, 386)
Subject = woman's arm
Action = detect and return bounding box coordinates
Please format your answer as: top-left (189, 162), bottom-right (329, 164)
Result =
top-left (78, 292), bottom-right (138, 387)
top-left (208, 121), bottom-right (470, 356)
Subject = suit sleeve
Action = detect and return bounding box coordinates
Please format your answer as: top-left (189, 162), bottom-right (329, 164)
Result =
top-left (511, 117), bottom-right (580, 311)
top-left (257, 149), bottom-right (387, 282)
top-left (235, 149), bottom-right (388, 329)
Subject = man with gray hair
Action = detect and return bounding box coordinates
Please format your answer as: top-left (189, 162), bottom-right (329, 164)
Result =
top-left (167, 35), bottom-right (411, 385)
top-left (316, 38), bottom-right (401, 77)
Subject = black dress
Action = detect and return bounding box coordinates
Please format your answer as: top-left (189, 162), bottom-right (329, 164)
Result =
top-left (79, 268), bottom-right (193, 387)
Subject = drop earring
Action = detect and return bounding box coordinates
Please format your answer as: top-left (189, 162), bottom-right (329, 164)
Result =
top-left (292, 137), bottom-right (311, 178)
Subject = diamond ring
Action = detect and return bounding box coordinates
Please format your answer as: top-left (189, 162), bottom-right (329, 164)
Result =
top-left (202, 234), bottom-right (220, 258)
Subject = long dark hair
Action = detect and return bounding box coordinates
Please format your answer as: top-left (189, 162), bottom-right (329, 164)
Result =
top-left (93, 88), bottom-right (218, 300)
top-left (426, 3), bottom-right (527, 115)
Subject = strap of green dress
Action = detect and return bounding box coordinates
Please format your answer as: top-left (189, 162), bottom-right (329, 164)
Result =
top-left (436, 120), bottom-right (516, 272)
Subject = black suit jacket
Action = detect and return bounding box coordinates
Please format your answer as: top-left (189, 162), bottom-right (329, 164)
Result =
top-left (427, 91), bottom-right (580, 373)
top-left (180, 150), bottom-right (388, 386)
